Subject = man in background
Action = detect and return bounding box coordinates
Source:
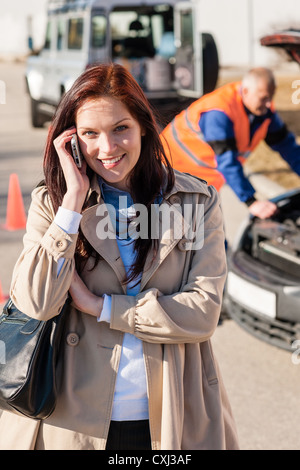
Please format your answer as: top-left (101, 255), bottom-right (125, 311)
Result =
top-left (161, 67), bottom-right (300, 219)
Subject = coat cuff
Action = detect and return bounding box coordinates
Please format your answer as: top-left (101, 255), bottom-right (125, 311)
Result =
top-left (40, 221), bottom-right (78, 261)
top-left (110, 294), bottom-right (136, 334)
top-left (55, 206), bottom-right (82, 234)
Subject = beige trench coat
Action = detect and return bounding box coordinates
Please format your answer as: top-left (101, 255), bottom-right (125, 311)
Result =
top-left (0, 170), bottom-right (239, 450)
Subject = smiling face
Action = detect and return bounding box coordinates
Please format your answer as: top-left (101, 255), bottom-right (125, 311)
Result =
top-left (76, 96), bottom-right (144, 192)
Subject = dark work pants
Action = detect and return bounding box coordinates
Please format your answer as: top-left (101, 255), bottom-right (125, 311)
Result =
top-left (105, 420), bottom-right (152, 450)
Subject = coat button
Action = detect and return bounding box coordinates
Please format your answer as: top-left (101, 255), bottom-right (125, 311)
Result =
top-left (177, 238), bottom-right (192, 251)
top-left (66, 332), bottom-right (80, 347)
top-left (55, 239), bottom-right (68, 251)
top-left (169, 195), bottom-right (182, 205)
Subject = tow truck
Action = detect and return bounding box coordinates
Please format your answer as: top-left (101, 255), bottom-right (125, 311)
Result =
top-left (26, 0), bottom-right (219, 127)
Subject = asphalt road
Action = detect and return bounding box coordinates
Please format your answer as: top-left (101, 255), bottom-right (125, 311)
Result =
top-left (0, 61), bottom-right (300, 450)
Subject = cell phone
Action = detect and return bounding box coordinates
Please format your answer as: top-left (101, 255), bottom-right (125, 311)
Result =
top-left (70, 134), bottom-right (82, 168)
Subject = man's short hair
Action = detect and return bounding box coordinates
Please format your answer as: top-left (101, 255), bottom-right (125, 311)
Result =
top-left (242, 67), bottom-right (276, 91)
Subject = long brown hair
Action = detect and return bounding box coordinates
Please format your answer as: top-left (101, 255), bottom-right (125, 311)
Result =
top-left (43, 63), bottom-right (174, 282)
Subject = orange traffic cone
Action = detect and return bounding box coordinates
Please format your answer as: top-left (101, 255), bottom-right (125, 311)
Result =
top-left (0, 280), bottom-right (8, 304)
top-left (4, 174), bottom-right (27, 231)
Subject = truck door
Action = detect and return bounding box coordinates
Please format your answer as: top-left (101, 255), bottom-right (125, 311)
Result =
top-left (38, 18), bottom-right (58, 102)
top-left (174, 2), bottom-right (203, 98)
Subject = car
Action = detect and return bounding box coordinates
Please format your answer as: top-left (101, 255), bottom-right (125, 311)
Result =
top-left (224, 188), bottom-right (300, 352)
top-left (260, 29), bottom-right (300, 65)
top-left (223, 31), bottom-right (300, 352)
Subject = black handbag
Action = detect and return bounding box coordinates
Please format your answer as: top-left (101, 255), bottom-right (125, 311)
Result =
top-left (0, 297), bottom-right (69, 420)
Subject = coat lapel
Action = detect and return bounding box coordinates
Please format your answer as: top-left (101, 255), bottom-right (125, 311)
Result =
top-left (80, 171), bottom-right (205, 293)
top-left (140, 200), bottom-right (191, 291)
top-left (80, 198), bottom-right (190, 293)
top-left (80, 202), bottom-right (127, 293)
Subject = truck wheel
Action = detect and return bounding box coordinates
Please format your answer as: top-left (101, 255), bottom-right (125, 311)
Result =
top-left (30, 98), bottom-right (45, 128)
top-left (202, 33), bottom-right (219, 94)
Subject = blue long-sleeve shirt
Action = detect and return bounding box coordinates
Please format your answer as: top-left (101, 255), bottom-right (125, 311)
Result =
top-left (199, 108), bottom-right (300, 202)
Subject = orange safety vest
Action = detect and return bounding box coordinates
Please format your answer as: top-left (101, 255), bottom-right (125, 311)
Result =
top-left (161, 81), bottom-right (272, 191)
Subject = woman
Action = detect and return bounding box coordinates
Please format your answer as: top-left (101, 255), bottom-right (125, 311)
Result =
top-left (0, 63), bottom-right (239, 450)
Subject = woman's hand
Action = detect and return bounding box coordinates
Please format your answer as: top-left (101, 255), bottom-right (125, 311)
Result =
top-left (69, 270), bottom-right (104, 318)
top-left (53, 126), bottom-right (90, 213)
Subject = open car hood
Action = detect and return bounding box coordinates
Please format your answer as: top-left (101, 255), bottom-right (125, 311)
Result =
top-left (260, 30), bottom-right (300, 64)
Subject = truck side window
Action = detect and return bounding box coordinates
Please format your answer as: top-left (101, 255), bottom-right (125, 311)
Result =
top-left (57, 19), bottom-right (65, 50)
top-left (180, 10), bottom-right (193, 49)
top-left (44, 21), bottom-right (52, 50)
top-left (68, 18), bottom-right (84, 50)
top-left (91, 15), bottom-right (106, 48)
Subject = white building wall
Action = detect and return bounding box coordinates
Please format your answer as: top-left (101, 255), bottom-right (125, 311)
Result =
top-left (199, 0), bottom-right (251, 66)
top-left (0, 0), bottom-right (299, 70)
top-left (199, 0), bottom-right (300, 70)
top-left (251, 0), bottom-right (300, 67)
top-left (0, 0), bottom-right (48, 59)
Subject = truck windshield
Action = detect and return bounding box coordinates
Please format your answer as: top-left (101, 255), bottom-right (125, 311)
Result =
top-left (110, 5), bottom-right (175, 59)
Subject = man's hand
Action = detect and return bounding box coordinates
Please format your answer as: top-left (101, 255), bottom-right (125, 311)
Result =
top-left (248, 200), bottom-right (277, 219)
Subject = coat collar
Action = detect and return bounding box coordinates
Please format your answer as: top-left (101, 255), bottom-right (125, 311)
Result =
top-left (165, 169), bottom-right (211, 199)
top-left (80, 169), bottom-right (210, 291)
top-left (85, 168), bottom-right (211, 203)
